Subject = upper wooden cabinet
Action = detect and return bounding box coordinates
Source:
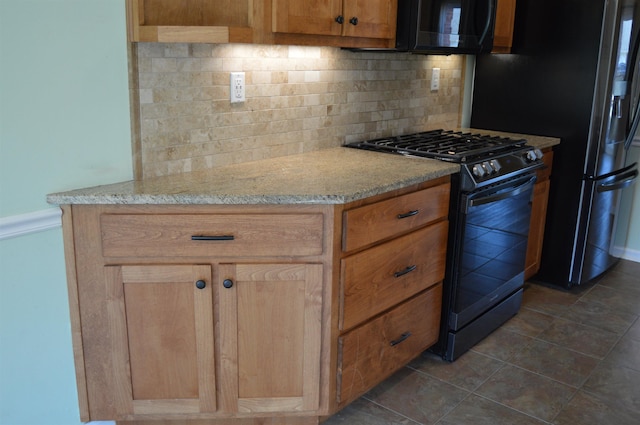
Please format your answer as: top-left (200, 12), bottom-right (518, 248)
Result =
top-left (127, 0), bottom-right (259, 43)
top-left (492, 0), bottom-right (517, 53)
top-left (126, 0), bottom-right (397, 47)
top-left (272, 0), bottom-right (398, 41)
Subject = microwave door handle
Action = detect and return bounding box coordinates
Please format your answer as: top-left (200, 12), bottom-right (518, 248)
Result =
top-left (596, 167), bottom-right (639, 192)
top-left (469, 175), bottom-right (536, 208)
top-left (478, 0), bottom-right (495, 46)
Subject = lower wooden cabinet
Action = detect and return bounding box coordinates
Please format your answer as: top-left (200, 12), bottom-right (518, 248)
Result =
top-left (525, 149), bottom-right (553, 280)
top-left (337, 284), bottom-right (442, 406)
top-left (217, 263), bottom-right (323, 414)
top-left (60, 177), bottom-right (450, 424)
top-left (105, 264), bottom-right (217, 416)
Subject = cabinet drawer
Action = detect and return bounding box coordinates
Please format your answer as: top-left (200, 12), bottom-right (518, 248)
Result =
top-left (100, 213), bottom-right (324, 257)
top-left (342, 184), bottom-right (450, 252)
top-left (337, 284), bottom-right (442, 404)
top-left (340, 221), bottom-right (447, 331)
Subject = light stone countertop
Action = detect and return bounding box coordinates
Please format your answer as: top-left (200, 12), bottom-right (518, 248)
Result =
top-left (463, 128), bottom-right (560, 150)
top-left (47, 147), bottom-right (459, 205)
top-left (46, 131), bottom-right (560, 206)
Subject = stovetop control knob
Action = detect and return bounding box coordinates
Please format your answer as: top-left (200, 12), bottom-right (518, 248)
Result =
top-left (525, 149), bottom-right (543, 162)
top-left (482, 161), bottom-right (493, 174)
top-left (472, 163), bottom-right (486, 177)
top-left (490, 159), bottom-right (502, 173)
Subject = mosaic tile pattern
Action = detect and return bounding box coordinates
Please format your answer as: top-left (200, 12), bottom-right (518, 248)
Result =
top-left (133, 43), bottom-right (464, 177)
top-left (324, 260), bottom-right (640, 425)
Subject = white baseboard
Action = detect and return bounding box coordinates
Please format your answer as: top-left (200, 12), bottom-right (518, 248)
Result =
top-left (0, 208), bottom-right (62, 241)
top-left (611, 245), bottom-right (640, 263)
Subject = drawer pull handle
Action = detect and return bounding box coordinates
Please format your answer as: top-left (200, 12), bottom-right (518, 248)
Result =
top-left (195, 280), bottom-right (206, 289)
top-left (394, 265), bottom-right (417, 278)
top-left (191, 235), bottom-right (235, 241)
top-left (390, 332), bottom-right (412, 346)
top-left (397, 210), bottom-right (419, 219)
top-left (223, 279), bottom-right (234, 289)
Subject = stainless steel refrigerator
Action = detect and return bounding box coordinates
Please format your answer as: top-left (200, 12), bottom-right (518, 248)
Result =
top-left (470, 0), bottom-right (640, 288)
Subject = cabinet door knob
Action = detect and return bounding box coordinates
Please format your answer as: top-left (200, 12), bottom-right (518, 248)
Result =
top-left (335, 15), bottom-right (344, 24)
top-left (349, 17), bottom-right (358, 25)
top-left (195, 280), bottom-right (206, 289)
top-left (223, 279), bottom-right (234, 289)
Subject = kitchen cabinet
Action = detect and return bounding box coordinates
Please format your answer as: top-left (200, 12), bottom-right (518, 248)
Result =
top-left (272, 0), bottom-right (398, 48)
top-left (336, 182), bottom-right (448, 407)
top-left (105, 264), bottom-right (217, 416)
top-left (492, 0), bottom-right (517, 53)
top-left (126, 0), bottom-right (265, 43)
top-left (525, 148), bottom-right (553, 280)
top-left (217, 263), bottom-right (323, 414)
top-left (58, 176), bottom-right (450, 424)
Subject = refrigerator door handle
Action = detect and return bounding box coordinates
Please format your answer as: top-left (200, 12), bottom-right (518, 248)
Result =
top-left (596, 167), bottom-right (639, 192)
top-left (588, 161), bottom-right (638, 180)
top-left (624, 26), bottom-right (640, 150)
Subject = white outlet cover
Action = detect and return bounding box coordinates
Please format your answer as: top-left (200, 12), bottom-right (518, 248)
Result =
top-left (230, 72), bottom-right (245, 103)
top-left (431, 68), bottom-right (440, 91)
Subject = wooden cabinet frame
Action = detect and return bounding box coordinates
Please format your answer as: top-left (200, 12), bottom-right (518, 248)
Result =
top-left (60, 177), bottom-right (450, 424)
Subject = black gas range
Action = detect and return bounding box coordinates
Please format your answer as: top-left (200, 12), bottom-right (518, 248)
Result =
top-left (346, 129), bottom-right (544, 191)
top-left (346, 129), bottom-right (545, 361)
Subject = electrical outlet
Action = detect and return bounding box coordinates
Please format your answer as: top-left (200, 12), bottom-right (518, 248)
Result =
top-left (431, 68), bottom-right (440, 91)
top-left (230, 72), bottom-right (245, 103)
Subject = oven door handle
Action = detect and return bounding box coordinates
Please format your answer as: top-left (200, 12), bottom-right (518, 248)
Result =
top-left (469, 175), bottom-right (537, 208)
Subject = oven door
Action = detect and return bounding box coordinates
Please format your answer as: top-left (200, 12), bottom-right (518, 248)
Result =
top-left (449, 173), bottom-right (536, 331)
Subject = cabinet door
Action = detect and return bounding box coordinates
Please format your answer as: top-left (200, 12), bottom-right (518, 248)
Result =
top-left (525, 179), bottom-right (550, 279)
top-left (218, 263), bottom-right (323, 414)
top-left (492, 0), bottom-right (517, 53)
top-left (272, 0), bottom-right (343, 36)
top-left (342, 0), bottom-right (397, 39)
top-left (105, 264), bottom-right (216, 416)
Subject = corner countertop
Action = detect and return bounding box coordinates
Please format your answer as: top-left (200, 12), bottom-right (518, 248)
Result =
top-left (46, 130), bottom-right (560, 206)
top-left (47, 147), bottom-right (459, 206)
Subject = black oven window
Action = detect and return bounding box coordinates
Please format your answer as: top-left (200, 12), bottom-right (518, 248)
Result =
top-left (455, 184), bottom-right (533, 321)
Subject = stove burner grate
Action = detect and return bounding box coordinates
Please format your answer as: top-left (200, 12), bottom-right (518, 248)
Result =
top-left (348, 129), bottom-right (527, 162)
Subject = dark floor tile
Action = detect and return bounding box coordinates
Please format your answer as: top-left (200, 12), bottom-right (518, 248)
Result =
top-left (596, 268), bottom-right (640, 294)
top-left (582, 362), bottom-right (640, 416)
top-left (500, 307), bottom-right (556, 337)
top-left (626, 317), bottom-right (640, 342)
top-left (610, 259), bottom-right (640, 277)
top-left (322, 397), bottom-right (420, 425)
top-left (475, 365), bottom-right (576, 422)
top-left (408, 350), bottom-right (503, 392)
top-left (508, 339), bottom-right (599, 387)
top-left (537, 317), bottom-right (620, 359)
top-left (561, 298), bottom-right (637, 334)
top-left (438, 393), bottom-right (547, 425)
top-left (603, 336), bottom-right (640, 373)
top-left (364, 367), bottom-right (468, 424)
top-left (553, 390), bottom-right (640, 425)
top-left (521, 283), bottom-right (580, 317)
top-left (579, 284), bottom-right (640, 315)
top-left (470, 327), bottom-right (533, 361)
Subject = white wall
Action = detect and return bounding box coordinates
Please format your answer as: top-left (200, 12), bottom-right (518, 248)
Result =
top-left (0, 1), bottom-right (132, 424)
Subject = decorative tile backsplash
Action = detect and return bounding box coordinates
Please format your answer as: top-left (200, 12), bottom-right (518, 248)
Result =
top-left (134, 43), bottom-right (464, 178)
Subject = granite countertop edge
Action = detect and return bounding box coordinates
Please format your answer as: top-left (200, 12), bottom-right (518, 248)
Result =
top-left (47, 131), bottom-right (560, 207)
top-left (47, 148), bottom-right (460, 206)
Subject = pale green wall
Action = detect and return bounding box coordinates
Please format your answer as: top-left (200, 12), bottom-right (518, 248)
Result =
top-left (0, 1), bottom-right (132, 424)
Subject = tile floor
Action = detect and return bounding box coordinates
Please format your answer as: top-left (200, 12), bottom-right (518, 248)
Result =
top-left (323, 260), bottom-right (640, 425)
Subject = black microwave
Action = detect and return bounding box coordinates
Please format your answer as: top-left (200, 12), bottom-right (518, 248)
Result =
top-left (395, 0), bottom-right (497, 54)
